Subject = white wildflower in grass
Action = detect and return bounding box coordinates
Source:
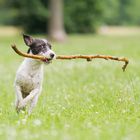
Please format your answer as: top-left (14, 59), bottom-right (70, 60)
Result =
top-left (122, 109), bottom-right (127, 114)
top-left (86, 122), bottom-right (93, 128)
top-left (62, 106), bottom-right (66, 110)
top-left (50, 112), bottom-right (55, 116)
top-left (90, 104), bottom-right (94, 108)
top-left (17, 120), bottom-right (20, 126)
top-left (6, 126), bottom-right (17, 140)
top-left (95, 112), bottom-right (99, 114)
top-left (118, 98), bottom-right (122, 102)
top-left (51, 130), bottom-right (58, 136)
top-left (21, 118), bottom-right (27, 125)
top-left (10, 102), bottom-right (14, 107)
top-left (20, 130), bottom-right (30, 139)
top-left (20, 110), bottom-right (26, 114)
top-left (64, 123), bottom-right (70, 129)
top-left (33, 119), bottom-right (42, 126)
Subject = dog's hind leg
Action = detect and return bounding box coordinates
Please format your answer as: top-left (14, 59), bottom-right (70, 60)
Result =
top-left (18, 88), bottom-right (41, 110)
top-left (28, 94), bottom-right (39, 115)
top-left (15, 85), bottom-right (23, 112)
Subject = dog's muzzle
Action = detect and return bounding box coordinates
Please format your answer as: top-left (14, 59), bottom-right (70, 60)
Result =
top-left (42, 52), bottom-right (56, 64)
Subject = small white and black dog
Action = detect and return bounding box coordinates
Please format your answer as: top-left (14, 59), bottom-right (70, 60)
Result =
top-left (14, 34), bottom-right (56, 114)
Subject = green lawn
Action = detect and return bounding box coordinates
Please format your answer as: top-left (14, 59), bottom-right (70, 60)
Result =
top-left (0, 34), bottom-right (140, 140)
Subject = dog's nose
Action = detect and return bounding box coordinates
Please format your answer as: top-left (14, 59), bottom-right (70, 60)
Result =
top-left (50, 53), bottom-right (55, 59)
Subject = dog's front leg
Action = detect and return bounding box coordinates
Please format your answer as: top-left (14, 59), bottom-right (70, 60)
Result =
top-left (18, 88), bottom-right (40, 109)
top-left (28, 94), bottom-right (40, 115)
top-left (15, 85), bottom-right (23, 112)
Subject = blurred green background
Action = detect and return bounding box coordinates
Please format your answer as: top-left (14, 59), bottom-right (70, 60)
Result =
top-left (0, 0), bottom-right (140, 35)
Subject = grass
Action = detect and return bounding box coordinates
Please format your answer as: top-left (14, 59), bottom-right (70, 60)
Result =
top-left (0, 33), bottom-right (140, 140)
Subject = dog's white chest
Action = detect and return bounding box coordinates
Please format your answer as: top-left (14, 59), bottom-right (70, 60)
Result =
top-left (15, 58), bottom-right (44, 93)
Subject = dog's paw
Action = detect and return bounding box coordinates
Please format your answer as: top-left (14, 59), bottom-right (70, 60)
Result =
top-left (16, 104), bottom-right (26, 114)
top-left (18, 102), bottom-right (25, 109)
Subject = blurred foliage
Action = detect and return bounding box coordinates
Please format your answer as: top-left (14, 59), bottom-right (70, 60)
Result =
top-left (64, 0), bottom-right (103, 33)
top-left (0, 0), bottom-right (18, 25)
top-left (0, 0), bottom-right (140, 33)
top-left (7, 0), bottom-right (48, 33)
top-left (103, 0), bottom-right (140, 25)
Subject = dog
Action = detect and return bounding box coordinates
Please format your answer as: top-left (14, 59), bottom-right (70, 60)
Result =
top-left (14, 34), bottom-right (56, 114)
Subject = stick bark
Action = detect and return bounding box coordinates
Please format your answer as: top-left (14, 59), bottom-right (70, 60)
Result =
top-left (11, 44), bottom-right (129, 71)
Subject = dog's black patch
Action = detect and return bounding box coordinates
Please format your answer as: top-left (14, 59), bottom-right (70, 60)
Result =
top-left (27, 48), bottom-right (31, 54)
top-left (29, 39), bottom-right (48, 55)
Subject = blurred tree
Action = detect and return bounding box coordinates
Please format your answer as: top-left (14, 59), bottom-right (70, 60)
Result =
top-left (124, 0), bottom-right (140, 25)
top-left (1, 0), bottom-right (140, 34)
top-left (0, 0), bottom-right (5, 5)
top-left (102, 0), bottom-right (140, 25)
top-left (118, 0), bottom-right (131, 25)
top-left (64, 0), bottom-right (103, 33)
top-left (8, 0), bottom-right (103, 34)
top-left (0, 0), bottom-right (18, 25)
top-left (102, 0), bottom-right (120, 25)
top-left (9, 0), bottom-right (48, 34)
top-left (48, 0), bottom-right (66, 41)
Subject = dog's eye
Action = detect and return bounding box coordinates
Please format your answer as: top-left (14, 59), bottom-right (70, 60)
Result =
top-left (42, 44), bottom-right (46, 47)
top-left (40, 44), bottom-right (46, 49)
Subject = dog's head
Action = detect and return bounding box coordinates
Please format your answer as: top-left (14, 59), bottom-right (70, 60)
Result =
top-left (23, 34), bottom-right (56, 63)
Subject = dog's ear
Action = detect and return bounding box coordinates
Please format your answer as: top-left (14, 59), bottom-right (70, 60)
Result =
top-left (23, 34), bottom-right (34, 46)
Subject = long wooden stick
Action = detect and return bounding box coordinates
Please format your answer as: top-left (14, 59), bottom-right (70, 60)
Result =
top-left (11, 44), bottom-right (129, 71)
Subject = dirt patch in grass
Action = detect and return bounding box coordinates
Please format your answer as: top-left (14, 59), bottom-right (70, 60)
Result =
top-left (0, 26), bottom-right (22, 36)
top-left (98, 26), bottom-right (140, 36)
top-left (1, 25), bottom-right (140, 37)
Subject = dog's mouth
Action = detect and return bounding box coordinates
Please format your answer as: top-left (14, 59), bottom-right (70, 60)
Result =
top-left (42, 58), bottom-right (52, 64)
